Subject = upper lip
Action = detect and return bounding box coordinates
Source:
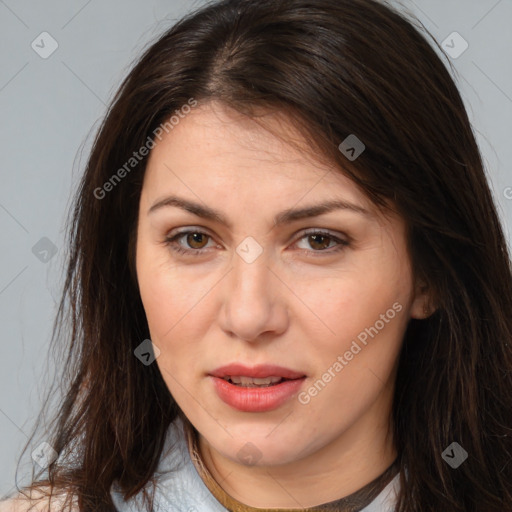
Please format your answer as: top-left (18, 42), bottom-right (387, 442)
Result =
top-left (209, 364), bottom-right (306, 380)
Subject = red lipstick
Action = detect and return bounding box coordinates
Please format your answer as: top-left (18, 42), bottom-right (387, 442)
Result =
top-left (209, 363), bottom-right (306, 412)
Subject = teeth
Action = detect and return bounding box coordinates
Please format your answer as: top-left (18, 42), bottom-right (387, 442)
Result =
top-left (223, 375), bottom-right (284, 387)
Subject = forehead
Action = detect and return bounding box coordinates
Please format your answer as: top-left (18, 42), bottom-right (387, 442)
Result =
top-left (142, 100), bottom-right (372, 211)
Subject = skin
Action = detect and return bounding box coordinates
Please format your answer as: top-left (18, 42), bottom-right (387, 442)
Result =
top-left (135, 100), bottom-right (431, 508)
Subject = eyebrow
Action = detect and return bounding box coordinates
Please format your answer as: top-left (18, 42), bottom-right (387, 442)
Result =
top-left (147, 195), bottom-right (370, 228)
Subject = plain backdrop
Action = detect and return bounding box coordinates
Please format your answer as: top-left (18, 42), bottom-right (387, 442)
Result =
top-left (0, 0), bottom-right (511, 498)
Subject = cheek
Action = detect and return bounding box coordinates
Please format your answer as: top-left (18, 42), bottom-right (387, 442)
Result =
top-left (296, 254), bottom-right (412, 383)
top-left (137, 267), bottom-right (203, 396)
top-left (136, 246), bottom-right (216, 378)
top-left (297, 276), bottom-right (408, 427)
top-left (137, 242), bottom-right (204, 335)
top-left (301, 271), bottom-right (409, 338)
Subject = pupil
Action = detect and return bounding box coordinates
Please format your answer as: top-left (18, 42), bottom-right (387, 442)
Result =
top-left (188, 233), bottom-right (206, 248)
top-left (310, 234), bottom-right (329, 250)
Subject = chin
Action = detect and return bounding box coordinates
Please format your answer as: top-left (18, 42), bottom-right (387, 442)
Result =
top-left (213, 430), bottom-right (307, 466)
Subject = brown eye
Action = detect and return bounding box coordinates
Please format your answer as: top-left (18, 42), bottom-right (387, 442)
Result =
top-left (294, 230), bottom-right (350, 256)
top-left (186, 232), bottom-right (209, 249)
top-left (307, 234), bottom-right (333, 251)
top-left (164, 230), bottom-right (215, 256)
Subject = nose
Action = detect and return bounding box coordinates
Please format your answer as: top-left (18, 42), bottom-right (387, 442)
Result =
top-left (219, 251), bottom-right (288, 343)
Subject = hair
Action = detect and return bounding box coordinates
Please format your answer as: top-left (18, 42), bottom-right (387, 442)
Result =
top-left (12, 0), bottom-right (512, 510)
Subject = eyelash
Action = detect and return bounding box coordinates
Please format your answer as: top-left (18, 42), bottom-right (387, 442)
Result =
top-left (163, 229), bottom-right (350, 258)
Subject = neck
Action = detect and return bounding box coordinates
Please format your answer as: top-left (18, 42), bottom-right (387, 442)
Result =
top-left (196, 402), bottom-right (397, 508)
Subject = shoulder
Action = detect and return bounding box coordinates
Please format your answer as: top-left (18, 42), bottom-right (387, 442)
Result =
top-left (0, 488), bottom-right (77, 512)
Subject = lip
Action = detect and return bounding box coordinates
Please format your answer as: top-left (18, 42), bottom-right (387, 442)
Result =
top-left (209, 363), bottom-right (306, 380)
top-left (208, 364), bottom-right (307, 412)
top-left (210, 376), bottom-right (306, 412)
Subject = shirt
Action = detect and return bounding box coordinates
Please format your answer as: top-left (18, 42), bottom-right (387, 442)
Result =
top-left (111, 417), bottom-right (400, 512)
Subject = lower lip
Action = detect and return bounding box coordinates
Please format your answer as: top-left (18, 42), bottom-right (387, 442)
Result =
top-left (210, 376), bottom-right (306, 412)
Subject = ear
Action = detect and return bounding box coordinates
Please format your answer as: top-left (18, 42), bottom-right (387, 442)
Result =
top-left (410, 277), bottom-right (436, 320)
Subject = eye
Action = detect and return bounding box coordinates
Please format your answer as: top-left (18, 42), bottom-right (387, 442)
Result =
top-left (164, 230), bottom-right (216, 256)
top-left (293, 229), bottom-right (349, 256)
top-left (164, 228), bottom-right (349, 257)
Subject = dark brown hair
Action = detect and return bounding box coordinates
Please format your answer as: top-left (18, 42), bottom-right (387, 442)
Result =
top-left (12, 0), bottom-right (512, 510)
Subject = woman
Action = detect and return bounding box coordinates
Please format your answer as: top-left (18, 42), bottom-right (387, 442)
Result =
top-left (2, 0), bottom-right (511, 510)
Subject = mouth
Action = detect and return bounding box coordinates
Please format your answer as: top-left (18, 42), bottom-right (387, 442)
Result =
top-left (208, 364), bottom-right (307, 412)
top-left (209, 363), bottom-right (306, 382)
top-left (220, 375), bottom-right (299, 388)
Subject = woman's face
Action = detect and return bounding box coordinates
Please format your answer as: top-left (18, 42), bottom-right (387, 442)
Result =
top-left (136, 101), bottom-right (428, 471)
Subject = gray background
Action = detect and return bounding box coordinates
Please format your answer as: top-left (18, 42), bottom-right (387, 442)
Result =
top-left (0, 0), bottom-right (511, 498)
